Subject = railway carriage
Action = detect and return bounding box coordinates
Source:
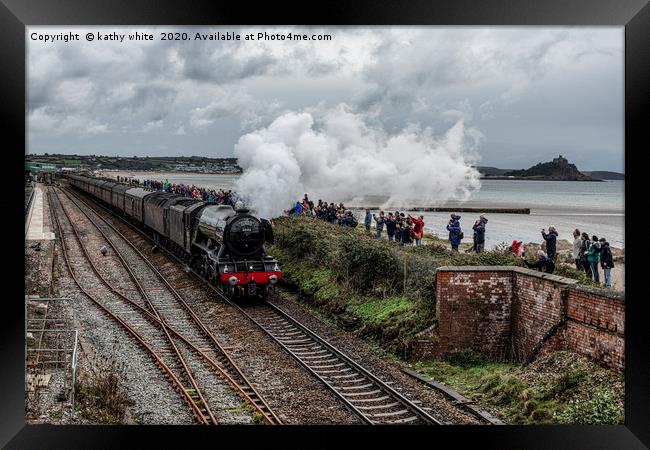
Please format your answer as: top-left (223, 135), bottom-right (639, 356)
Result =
top-left (87, 178), bottom-right (100, 197)
top-left (93, 179), bottom-right (107, 198)
top-left (110, 184), bottom-right (130, 211)
top-left (143, 191), bottom-right (176, 237)
top-left (124, 187), bottom-right (151, 223)
top-left (84, 177), bottom-right (95, 195)
top-left (143, 192), bottom-right (201, 246)
top-left (68, 175), bottom-right (88, 192)
top-left (100, 181), bottom-right (117, 205)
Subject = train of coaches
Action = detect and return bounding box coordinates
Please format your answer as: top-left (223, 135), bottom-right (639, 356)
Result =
top-left (67, 175), bottom-right (281, 299)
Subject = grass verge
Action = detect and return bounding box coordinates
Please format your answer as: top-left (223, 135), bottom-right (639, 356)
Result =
top-left (414, 350), bottom-right (624, 424)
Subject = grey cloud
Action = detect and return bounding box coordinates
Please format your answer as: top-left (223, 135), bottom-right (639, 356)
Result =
top-left (27, 26), bottom-right (623, 170)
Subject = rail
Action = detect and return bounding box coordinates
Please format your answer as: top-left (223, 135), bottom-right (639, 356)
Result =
top-left (227, 299), bottom-right (444, 424)
top-left (59, 186), bottom-right (280, 425)
top-left (49, 188), bottom-right (219, 424)
top-left (67, 184), bottom-right (445, 425)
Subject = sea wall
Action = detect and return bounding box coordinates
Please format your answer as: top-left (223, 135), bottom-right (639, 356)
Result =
top-left (412, 266), bottom-right (624, 371)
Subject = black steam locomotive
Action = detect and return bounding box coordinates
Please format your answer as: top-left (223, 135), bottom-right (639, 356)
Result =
top-left (67, 175), bottom-right (282, 299)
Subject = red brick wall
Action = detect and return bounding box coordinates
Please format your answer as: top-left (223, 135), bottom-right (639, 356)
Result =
top-left (424, 267), bottom-right (625, 371)
top-left (566, 287), bottom-right (624, 334)
top-left (435, 269), bottom-right (513, 359)
top-left (510, 271), bottom-right (568, 362)
top-left (564, 286), bottom-right (625, 371)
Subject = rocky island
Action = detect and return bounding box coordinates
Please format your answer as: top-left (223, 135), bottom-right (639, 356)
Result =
top-left (478, 155), bottom-right (607, 181)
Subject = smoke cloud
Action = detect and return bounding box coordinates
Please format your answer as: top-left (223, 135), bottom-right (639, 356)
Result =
top-left (234, 104), bottom-right (482, 218)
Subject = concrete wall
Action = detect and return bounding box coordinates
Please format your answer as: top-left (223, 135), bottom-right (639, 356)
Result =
top-left (418, 266), bottom-right (624, 371)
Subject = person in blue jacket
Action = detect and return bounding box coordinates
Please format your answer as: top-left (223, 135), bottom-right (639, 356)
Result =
top-left (541, 226), bottom-right (558, 260)
top-left (364, 209), bottom-right (372, 233)
top-left (447, 213), bottom-right (462, 252)
top-left (598, 237), bottom-right (615, 288)
top-left (385, 213), bottom-right (397, 242)
top-left (290, 201), bottom-right (303, 217)
top-left (471, 214), bottom-right (488, 253)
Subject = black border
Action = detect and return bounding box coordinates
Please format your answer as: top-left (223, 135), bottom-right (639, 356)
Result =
top-left (2, 1), bottom-right (648, 448)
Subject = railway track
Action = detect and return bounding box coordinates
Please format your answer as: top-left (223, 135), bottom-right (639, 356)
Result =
top-left (51, 187), bottom-right (281, 425)
top-left (64, 185), bottom-right (444, 425)
top-left (235, 301), bottom-right (443, 424)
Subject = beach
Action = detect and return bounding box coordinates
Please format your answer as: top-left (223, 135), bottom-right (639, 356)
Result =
top-left (99, 170), bottom-right (239, 191)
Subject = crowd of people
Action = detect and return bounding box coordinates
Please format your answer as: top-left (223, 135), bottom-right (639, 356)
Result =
top-left (515, 226), bottom-right (614, 288)
top-left (132, 177), bottom-right (239, 206)
top-left (571, 229), bottom-right (615, 288)
top-left (287, 195), bottom-right (432, 247)
top-left (286, 195), bottom-right (616, 289)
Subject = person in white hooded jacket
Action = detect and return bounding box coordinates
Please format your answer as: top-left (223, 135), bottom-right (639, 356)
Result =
top-left (572, 228), bottom-right (582, 270)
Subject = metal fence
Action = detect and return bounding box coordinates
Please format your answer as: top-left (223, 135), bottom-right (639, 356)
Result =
top-left (26, 297), bottom-right (78, 412)
top-left (25, 182), bottom-right (36, 237)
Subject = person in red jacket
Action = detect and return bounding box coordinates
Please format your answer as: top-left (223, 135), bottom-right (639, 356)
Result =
top-left (408, 214), bottom-right (425, 246)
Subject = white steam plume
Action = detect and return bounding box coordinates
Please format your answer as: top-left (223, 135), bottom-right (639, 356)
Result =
top-left (234, 104), bottom-right (482, 218)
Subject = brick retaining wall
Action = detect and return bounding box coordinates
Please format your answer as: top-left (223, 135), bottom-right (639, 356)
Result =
top-left (418, 266), bottom-right (624, 371)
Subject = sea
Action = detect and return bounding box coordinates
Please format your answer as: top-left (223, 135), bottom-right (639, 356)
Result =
top-left (105, 172), bottom-right (624, 250)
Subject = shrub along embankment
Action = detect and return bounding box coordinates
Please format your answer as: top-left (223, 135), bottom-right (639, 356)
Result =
top-left (269, 217), bottom-right (593, 356)
top-left (415, 350), bottom-right (624, 424)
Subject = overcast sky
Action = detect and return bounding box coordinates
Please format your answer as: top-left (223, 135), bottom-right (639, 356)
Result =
top-left (27, 26), bottom-right (624, 172)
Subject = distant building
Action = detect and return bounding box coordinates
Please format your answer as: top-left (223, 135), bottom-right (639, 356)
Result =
top-left (552, 155), bottom-right (569, 166)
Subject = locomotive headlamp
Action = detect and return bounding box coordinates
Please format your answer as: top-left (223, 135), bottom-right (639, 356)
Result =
top-left (228, 276), bottom-right (238, 285)
top-left (223, 265), bottom-right (229, 273)
top-left (269, 275), bottom-right (278, 284)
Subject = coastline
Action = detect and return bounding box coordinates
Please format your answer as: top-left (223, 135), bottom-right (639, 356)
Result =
top-left (97, 170), bottom-right (240, 179)
top-left (481, 176), bottom-right (604, 182)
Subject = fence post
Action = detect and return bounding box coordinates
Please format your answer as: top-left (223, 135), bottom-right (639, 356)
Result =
top-left (71, 330), bottom-right (78, 415)
top-left (403, 255), bottom-right (407, 293)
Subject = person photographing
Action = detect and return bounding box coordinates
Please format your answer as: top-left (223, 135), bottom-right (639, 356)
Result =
top-left (447, 213), bottom-right (463, 253)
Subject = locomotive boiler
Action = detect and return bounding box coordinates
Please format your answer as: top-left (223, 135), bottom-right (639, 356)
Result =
top-left (67, 174), bottom-right (282, 299)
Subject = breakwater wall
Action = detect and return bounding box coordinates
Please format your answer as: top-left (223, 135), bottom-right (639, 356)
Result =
top-left (350, 207), bottom-right (531, 214)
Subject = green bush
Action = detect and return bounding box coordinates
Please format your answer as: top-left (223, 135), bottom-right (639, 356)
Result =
top-left (547, 368), bottom-right (588, 399)
top-left (337, 234), bottom-right (402, 290)
top-left (554, 389), bottom-right (623, 424)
